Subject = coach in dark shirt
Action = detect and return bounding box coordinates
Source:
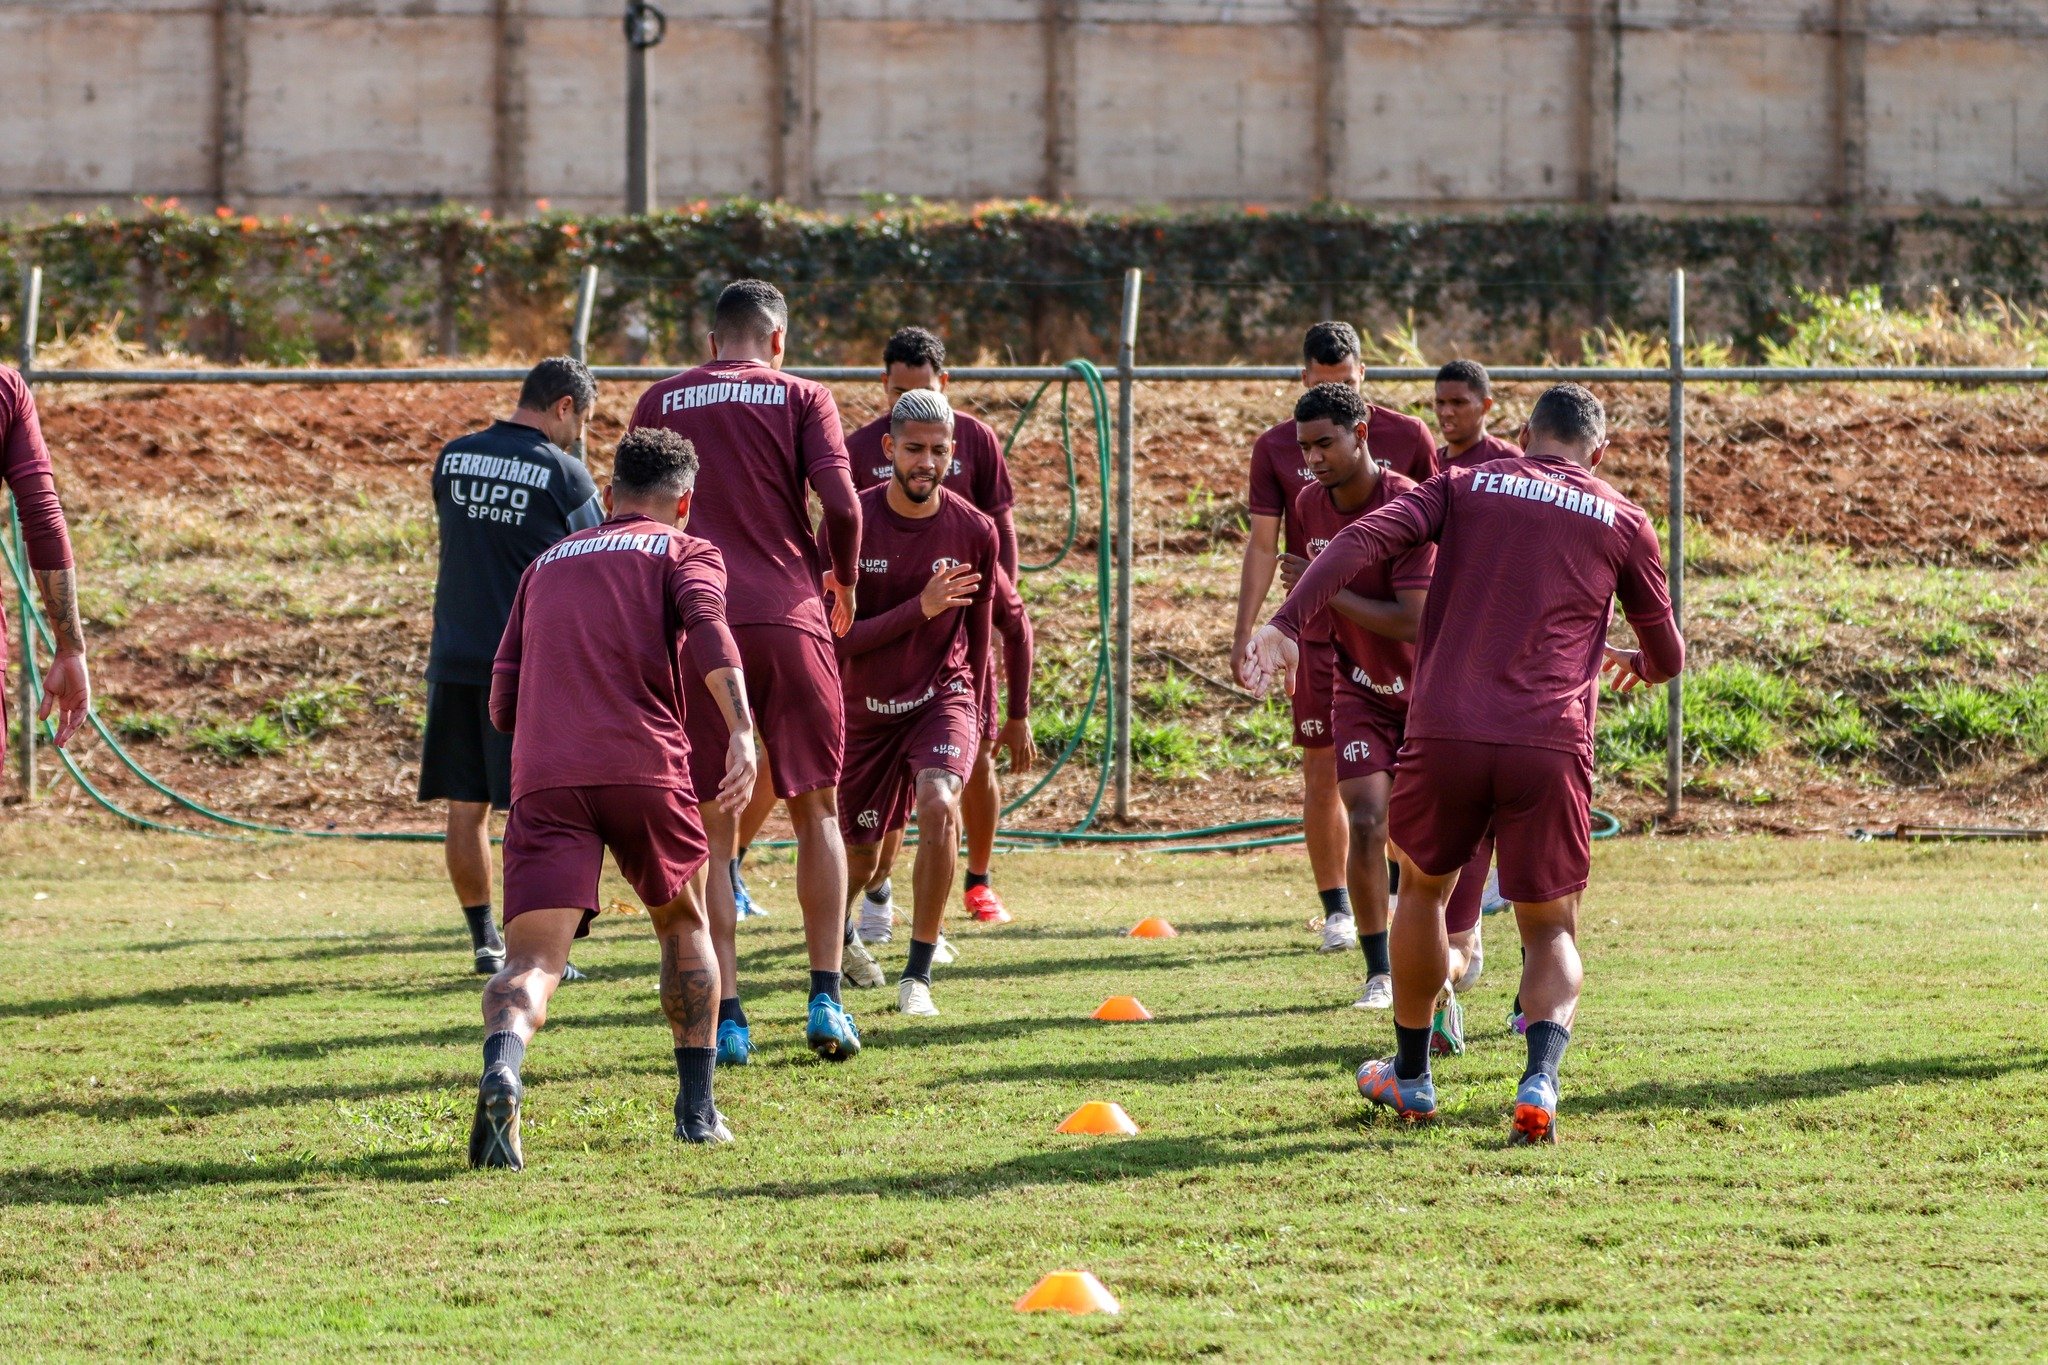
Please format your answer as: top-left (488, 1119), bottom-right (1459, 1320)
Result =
top-left (422, 357), bottom-right (602, 975)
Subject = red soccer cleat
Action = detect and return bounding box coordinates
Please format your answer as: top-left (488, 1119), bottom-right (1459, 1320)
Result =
top-left (964, 884), bottom-right (1012, 924)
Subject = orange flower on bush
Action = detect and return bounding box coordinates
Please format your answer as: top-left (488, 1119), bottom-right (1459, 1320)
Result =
top-left (215, 205), bottom-right (234, 219)
top-left (239, 216), bottom-right (261, 233)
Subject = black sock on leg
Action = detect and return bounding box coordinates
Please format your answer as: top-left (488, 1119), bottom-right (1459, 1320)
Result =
top-left (717, 996), bottom-right (748, 1030)
top-left (964, 871), bottom-right (991, 892)
top-left (902, 938), bottom-right (937, 985)
top-left (809, 970), bottom-right (842, 1004)
top-left (482, 1030), bottom-right (525, 1079)
top-left (864, 877), bottom-right (892, 904)
top-left (1387, 859), bottom-right (1402, 895)
top-left (1393, 1024), bottom-right (1432, 1081)
top-left (1361, 931), bottom-right (1391, 978)
top-left (1318, 887), bottom-right (1351, 919)
top-left (1523, 1020), bottom-right (1570, 1084)
top-left (462, 903), bottom-right (501, 953)
top-left (673, 1046), bottom-right (716, 1131)
top-left (727, 857), bottom-right (744, 892)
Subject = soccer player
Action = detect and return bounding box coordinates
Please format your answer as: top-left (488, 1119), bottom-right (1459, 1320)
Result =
top-left (0, 367), bottom-right (92, 757)
top-left (422, 358), bottom-right (603, 977)
top-left (844, 327), bottom-right (1024, 932)
top-left (628, 279), bottom-right (866, 1064)
top-left (1278, 385), bottom-right (1433, 1020)
top-left (1433, 358), bottom-right (1522, 469)
top-left (1232, 322), bottom-right (1436, 956)
top-left (1245, 383), bottom-right (1684, 1145)
top-left (469, 428), bottom-right (758, 1167)
top-left (832, 391), bottom-right (997, 1019)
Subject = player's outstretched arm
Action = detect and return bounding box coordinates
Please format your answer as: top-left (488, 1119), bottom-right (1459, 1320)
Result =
top-left (1231, 514), bottom-right (1282, 687)
top-left (703, 666), bottom-right (758, 815)
top-left (1326, 586), bottom-right (1428, 644)
top-left (32, 567), bottom-right (90, 746)
top-left (811, 465), bottom-right (862, 636)
top-left (1241, 624), bottom-right (1300, 700)
top-left (994, 570), bottom-right (1035, 770)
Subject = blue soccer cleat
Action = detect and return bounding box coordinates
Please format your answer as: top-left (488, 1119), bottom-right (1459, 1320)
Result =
top-left (733, 868), bottom-right (767, 919)
top-left (805, 993), bottom-right (862, 1062)
top-left (1509, 1072), bottom-right (1559, 1146)
top-left (1355, 1057), bottom-right (1438, 1123)
top-left (715, 1019), bottom-right (754, 1067)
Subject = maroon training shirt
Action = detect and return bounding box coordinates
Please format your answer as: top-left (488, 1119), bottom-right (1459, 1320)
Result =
top-left (1291, 469), bottom-right (1435, 708)
top-left (491, 514), bottom-right (743, 802)
top-left (0, 369), bottom-right (75, 676)
top-left (1273, 454), bottom-right (1682, 756)
top-left (1248, 405), bottom-right (1439, 555)
top-left (832, 485), bottom-right (998, 728)
top-left (1441, 431), bottom-right (1523, 471)
top-left (629, 360), bottom-right (857, 638)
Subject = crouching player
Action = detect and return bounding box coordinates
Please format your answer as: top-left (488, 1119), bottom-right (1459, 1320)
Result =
top-left (833, 391), bottom-right (997, 1019)
top-left (469, 428), bottom-right (760, 1169)
top-left (1246, 384), bottom-right (1684, 1144)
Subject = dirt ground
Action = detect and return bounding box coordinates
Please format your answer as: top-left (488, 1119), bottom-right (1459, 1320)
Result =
top-left (18, 375), bottom-right (2048, 842)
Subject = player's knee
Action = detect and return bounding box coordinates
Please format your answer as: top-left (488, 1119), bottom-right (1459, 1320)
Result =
top-left (1345, 799), bottom-right (1389, 846)
top-left (915, 787), bottom-right (960, 832)
top-left (786, 786), bottom-right (839, 829)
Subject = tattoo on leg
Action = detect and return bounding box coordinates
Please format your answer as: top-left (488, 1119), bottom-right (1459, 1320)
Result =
top-left (660, 936), bottom-right (718, 1045)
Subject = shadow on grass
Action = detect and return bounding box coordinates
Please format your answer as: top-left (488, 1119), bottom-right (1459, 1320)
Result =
top-left (1574, 1047), bottom-right (2048, 1116)
top-left (0, 1071), bottom-right (481, 1123)
top-left (0, 1149), bottom-right (450, 1207)
top-left (935, 946), bottom-right (1295, 984)
top-left (983, 916), bottom-right (1295, 943)
top-left (942, 1040), bottom-right (1359, 1087)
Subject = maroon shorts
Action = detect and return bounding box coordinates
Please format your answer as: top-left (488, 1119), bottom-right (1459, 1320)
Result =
top-left (503, 784), bottom-right (709, 933)
top-left (683, 623), bottom-right (843, 802)
top-left (1389, 738), bottom-right (1593, 905)
top-left (1331, 680), bottom-right (1404, 782)
top-left (838, 691), bottom-right (980, 846)
top-left (1289, 639), bottom-right (1336, 748)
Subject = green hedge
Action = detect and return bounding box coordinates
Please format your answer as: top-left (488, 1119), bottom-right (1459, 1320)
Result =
top-left (3, 199), bottom-right (2044, 365)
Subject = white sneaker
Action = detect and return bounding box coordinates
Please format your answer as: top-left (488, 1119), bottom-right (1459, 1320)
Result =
top-left (1352, 972), bottom-right (1394, 1010)
top-left (1454, 920), bottom-right (1485, 994)
top-left (858, 889), bottom-right (894, 944)
top-left (897, 977), bottom-right (939, 1017)
top-left (932, 934), bottom-right (960, 966)
top-left (1319, 912), bottom-right (1359, 954)
top-left (1480, 866), bottom-right (1510, 917)
top-left (843, 936), bottom-right (887, 989)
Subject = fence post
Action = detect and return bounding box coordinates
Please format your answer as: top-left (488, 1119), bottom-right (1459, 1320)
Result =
top-left (1112, 267), bottom-right (1142, 821)
top-left (15, 265), bottom-right (41, 800)
top-left (1665, 268), bottom-right (1685, 822)
top-left (570, 264), bottom-right (599, 364)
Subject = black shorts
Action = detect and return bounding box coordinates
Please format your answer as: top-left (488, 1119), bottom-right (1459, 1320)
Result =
top-left (418, 682), bottom-right (512, 810)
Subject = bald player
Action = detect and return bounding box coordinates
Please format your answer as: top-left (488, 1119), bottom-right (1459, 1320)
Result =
top-left (1232, 322), bottom-right (1436, 962)
top-left (845, 327), bottom-right (1025, 935)
top-left (628, 279), bottom-right (866, 1065)
top-left (1246, 383), bottom-right (1684, 1145)
top-left (832, 391), bottom-right (997, 1019)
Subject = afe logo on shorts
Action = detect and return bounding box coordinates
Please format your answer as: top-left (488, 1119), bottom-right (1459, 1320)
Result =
top-left (1300, 718), bottom-right (1327, 737)
top-left (932, 556), bottom-right (965, 573)
top-left (1343, 740), bottom-right (1371, 762)
top-left (856, 809), bottom-right (880, 829)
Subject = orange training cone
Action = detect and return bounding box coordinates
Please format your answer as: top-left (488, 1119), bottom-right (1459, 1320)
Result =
top-left (1128, 916), bottom-right (1178, 939)
top-left (1092, 995), bottom-right (1153, 1022)
top-left (1055, 1101), bottom-right (1140, 1135)
top-left (1016, 1270), bottom-right (1122, 1315)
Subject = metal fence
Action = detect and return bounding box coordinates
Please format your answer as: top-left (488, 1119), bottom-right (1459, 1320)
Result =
top-left (16, 264), bottom-right (2048, 825)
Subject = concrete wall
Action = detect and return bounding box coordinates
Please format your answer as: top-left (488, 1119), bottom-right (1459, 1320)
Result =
top-left (3, 0), bottom-right (2045, 213)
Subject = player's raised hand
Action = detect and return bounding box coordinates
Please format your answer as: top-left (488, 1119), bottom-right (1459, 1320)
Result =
top-left (1601, 644), bottom-right (1651, 693)
top-left (717, 726), bottom-right (759, 815)
top-left (39, 653), bottom-right (91, 748)
top-left (1242, 624), bottom-right (1299, 700)
top-left (1277, 552), bottom-right (1311, 593)
top-left (920, 563), bottom-right (981, 619)
top-left (822, 571), bottom-right (856, 636)
top-left (996, 716), bottom-right (1036, 772)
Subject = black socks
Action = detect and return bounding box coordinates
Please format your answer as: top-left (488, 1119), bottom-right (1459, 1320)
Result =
top-left (673, 1046), bottom-right (716, 1133)
top-left (864, 878), bottom-right (892, 904)
top-left (717, 997), bottom-right (748, 1029)
top-left (810, 970), bottom-right (842, 1004)
top-left (964, 871), bottom-right (991, 892)
top-left (903, 938), bottom-right (937, 986)
top-left (1524, 1020), bottom-right (1570, 1084)
top-left (463, 903), bottom-right (502, 953)
top-left (1318, 887), bottom-right (1351, 919)
top-left (482, 1030), bottom-right (525, 1078)
top-left (1393, 1023), bottom-right (1432, 1081)
top-left (1361, 931), bottom-right (1391, 978)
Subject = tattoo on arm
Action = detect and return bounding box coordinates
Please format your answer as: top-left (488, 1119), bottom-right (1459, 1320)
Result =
top-left (723, 674), bottom-right (751, 730)
top-left (34, 569), bottom-right (84, 656)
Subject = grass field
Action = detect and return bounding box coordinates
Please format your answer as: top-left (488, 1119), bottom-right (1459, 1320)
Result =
top-left (2, 828), bottom-right (2044, 1360)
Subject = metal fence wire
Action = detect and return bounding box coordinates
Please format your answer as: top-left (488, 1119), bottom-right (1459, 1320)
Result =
top-left (13, 266), bottom-right (2048, 838)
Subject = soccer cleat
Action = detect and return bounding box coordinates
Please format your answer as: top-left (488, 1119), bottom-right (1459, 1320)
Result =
top-left (897, 978), bottom-right (939, 1017)
top-left (964, 884), bottom-right (1012, 924)
top-left (715, 1019), bottom-right (754, 1067)
top-left (858, 886), bottom-right (894, 943)
top-left (733, 871), bottom-right (767, 920)
top-left (1480, 867), bottom-right (1511, 917)
top-left (560, 962), bottom-right (586, 983)
top-left (1509, 995), bottom-right (1528, 1035)
top-left (1509, 1072), bottom-right (1559, 1146)
top-left (805, 993), bottom-right (863, 1062)
top-left (473, 945), bottom-right (504, 976)
top-left (1355, 1057), bottom-right (1438, 1123)
top-left (467, 1067), bottom-right (524, 1171)
top-left (1430, 986), bottom-right (1466, 1057)
top-left (675, 1104), bottom-right (735, 1145)
top-left (932, 934), bottom-right (960, 966)
top-left (1454, 920), bottom-right (1484, 994)
top-left (1319, 912), bottom-right (1360, 954)
top-left (1352, 972), bottom-right (1394, 1010)
top-left (842, 936), bottom-right (887, 989)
